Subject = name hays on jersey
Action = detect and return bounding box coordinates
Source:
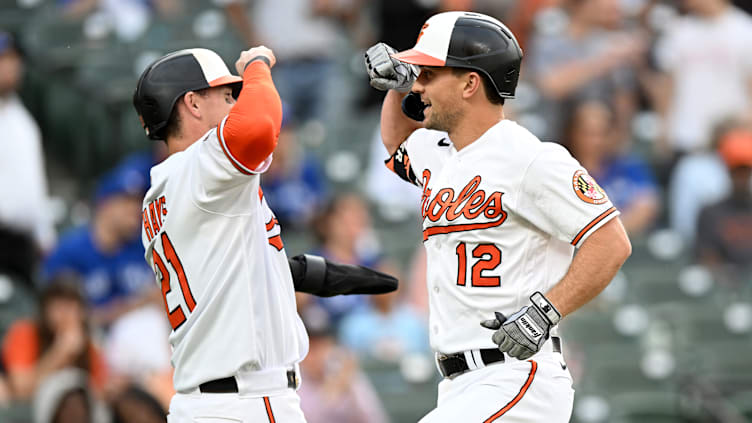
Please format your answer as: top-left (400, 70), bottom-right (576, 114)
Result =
top-left (421, 172), bottom-right (507, 241)
top-left (143, 195), bottom-right (167, 242)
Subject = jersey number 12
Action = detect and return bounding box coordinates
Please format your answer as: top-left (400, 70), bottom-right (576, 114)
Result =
top-left (456, 242), bottom-right (502, 287)
top-left (153, 232), bottom-right (196, 330)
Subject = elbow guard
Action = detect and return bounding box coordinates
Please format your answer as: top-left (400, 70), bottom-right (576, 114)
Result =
top-left (288, 254), bottom-right (398, 297)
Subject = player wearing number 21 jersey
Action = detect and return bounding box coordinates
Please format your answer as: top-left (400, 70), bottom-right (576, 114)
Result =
top-left (134, 47), bottom-right (308, 422)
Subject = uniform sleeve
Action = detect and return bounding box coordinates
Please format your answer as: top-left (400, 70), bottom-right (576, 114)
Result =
top-left (384, 128), bottom-right (450, 187)
top-left (219, 60), bottom-right (282, 175)
top-left (515, 145), bottom-right (620, 247)
top-left (190, 61), bottom-right (281, 210)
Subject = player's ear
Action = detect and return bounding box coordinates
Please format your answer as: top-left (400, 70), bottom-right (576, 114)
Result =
top-left (182, 91), bottom-right (202, 119)
top-left (461, 72), bottom-right (482, 100)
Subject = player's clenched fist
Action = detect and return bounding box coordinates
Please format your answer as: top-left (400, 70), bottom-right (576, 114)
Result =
top-left (481, 292), bottom-right (562, 360)
top-left (364, 42), bottom-right (419, 92)
top-left (235, 46), bottom-right (276, 74)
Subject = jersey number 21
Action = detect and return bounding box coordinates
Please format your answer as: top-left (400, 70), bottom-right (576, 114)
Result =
top-left (153, 232), bottom-right (196, 330)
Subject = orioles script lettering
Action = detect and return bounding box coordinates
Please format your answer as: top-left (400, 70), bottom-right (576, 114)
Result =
top-left (421, 173), bottom-right (507, 241)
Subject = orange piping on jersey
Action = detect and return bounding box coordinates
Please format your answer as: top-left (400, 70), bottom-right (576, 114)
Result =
top-left (483, 360), bottom-right (538, 422)
top-left (219, 137), bottom-right (253, 175)
top-left (220, 61), bottom-right (282, 173)
top-left (264, 396), bottom-right (276, 423)
top-left (422, 215), bottom-right (507, 241)
top-left (265, 217), bottom-right (278, 232)
top-left (268, 235), bottom-right (284, 251)
top-left (571, 207), bottom-right (617, 246)
top-left (258, 187), bottom-right (264, 201)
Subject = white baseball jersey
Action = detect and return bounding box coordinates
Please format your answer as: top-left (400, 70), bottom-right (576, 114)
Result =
top-left (141, 122), bottom-right (308, 393)
top-left (387, 119), bottom-right (619, 354)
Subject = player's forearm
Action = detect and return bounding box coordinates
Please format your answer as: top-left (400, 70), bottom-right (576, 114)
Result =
top-left (546, 218), bottom-right (631, 317)
top-left (381, 90), bottom-right (422, 155)
top-left (222, 60), bottom-right (283, 170)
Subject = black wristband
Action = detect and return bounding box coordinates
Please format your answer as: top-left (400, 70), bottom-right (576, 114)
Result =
top-left (244, 55), bottom-right (271, 72)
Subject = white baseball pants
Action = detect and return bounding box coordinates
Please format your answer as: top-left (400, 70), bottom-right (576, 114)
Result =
top-left (419, 352), bottom-right (574, 422)
top-left (167, 389), bottom-right (307, 423)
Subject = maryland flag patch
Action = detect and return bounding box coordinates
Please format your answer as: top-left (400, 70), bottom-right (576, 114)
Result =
top-left (572, 170), bottom-right (608, 205)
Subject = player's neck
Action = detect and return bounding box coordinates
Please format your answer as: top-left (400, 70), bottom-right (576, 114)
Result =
top-left (166, 133), bottom-right (200, 155)
top-left (450, 107), bottom-right (505, 151)
top-left (166, 119), bottom-right (214, 155)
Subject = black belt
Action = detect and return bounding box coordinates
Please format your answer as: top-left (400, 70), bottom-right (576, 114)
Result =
top-left (199, 370), bottom-right (299, 393)
top-left (437, 337), bottom-right (562, 379)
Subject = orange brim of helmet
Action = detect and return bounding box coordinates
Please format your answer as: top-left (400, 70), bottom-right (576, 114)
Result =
top-left (209, 75), bottom-right (244, 87)
top-left (391, 49), bottom-right (445, 66)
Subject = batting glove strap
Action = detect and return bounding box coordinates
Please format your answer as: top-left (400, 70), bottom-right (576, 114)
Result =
top-left (530, 291), bottom-right (561, 326)
top-left (364, 43), bottom-right (419, 92)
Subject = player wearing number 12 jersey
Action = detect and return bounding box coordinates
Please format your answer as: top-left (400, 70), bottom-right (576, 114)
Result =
top-left (134, 47), bottom-right (308, 422)
top-left (365, 12), bottom-right (632, 422)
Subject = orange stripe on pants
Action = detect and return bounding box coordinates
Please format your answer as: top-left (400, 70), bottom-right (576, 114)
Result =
top-left (483, 360), bottom-right (538, 422)
top-left (264, 396), bottom-right (276, 423)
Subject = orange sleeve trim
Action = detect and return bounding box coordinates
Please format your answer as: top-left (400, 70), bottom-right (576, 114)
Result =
top-left (220, 60), bottom-right (282, 174)
top-left (2, 320), bottom-right (39, 371)
top-left (483, 360), bottom-right (537, 422)
top-left (264, 396), bottom-right (276, 423)
top-left (219, 118), bottom-right (252, 175)
top-left (571, 207), bottom-right (617, 246)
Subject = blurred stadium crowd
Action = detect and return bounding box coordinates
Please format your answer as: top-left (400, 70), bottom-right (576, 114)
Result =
top-left (1, 0), bottom-right (752, 422)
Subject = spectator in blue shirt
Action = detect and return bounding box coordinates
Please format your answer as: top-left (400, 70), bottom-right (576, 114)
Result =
top-left (44, 156), bottom-right (158, 329)
top-left (562, 100), bottom-right (660, 235)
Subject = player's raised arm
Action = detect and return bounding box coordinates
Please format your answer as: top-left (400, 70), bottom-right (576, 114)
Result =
top-left (365, 43), bottom-right (423, 155)
top-left (220, 47), bottom-right (283, 173)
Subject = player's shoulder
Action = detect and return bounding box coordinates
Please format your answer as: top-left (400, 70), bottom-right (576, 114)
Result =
top-left (145, 132), bottom-right (212, 196)
top-left (494, 119), bottom-right (552, 158)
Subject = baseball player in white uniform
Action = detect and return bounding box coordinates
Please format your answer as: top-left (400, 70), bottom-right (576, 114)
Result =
top-left (133, 46), bottom-right (398, 422)
top-left (365, 12), bottom-right (632, 422)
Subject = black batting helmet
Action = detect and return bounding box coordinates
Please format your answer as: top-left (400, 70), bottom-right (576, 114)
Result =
top-left (133, 48), bottom-right (243, 140)
top-left (391, 11), bottom-right (523, 99)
